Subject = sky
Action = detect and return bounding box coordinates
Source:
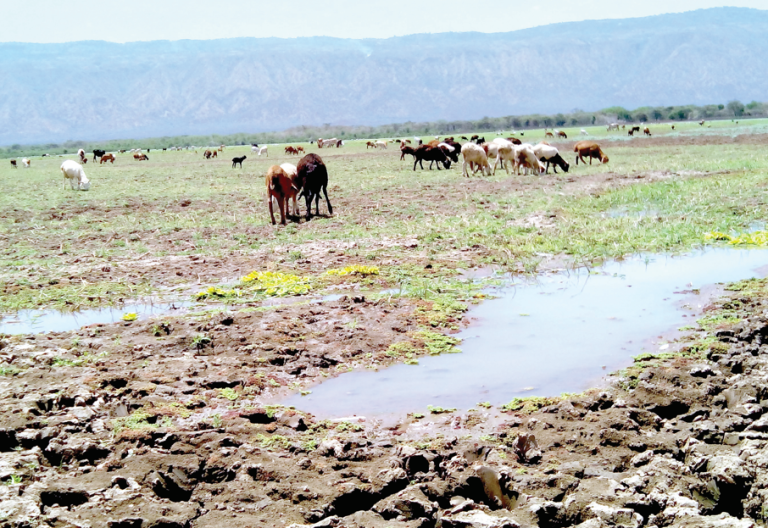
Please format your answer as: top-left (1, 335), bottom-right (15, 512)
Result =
top-left (2, 0), bottom-right (766, 43)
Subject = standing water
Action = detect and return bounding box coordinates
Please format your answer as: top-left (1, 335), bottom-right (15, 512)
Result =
top-left (284, 248), bottom-right (768, 417)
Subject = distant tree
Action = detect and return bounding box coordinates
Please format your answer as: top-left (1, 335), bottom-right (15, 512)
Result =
top-left (718, 104), bottom-right (725, 110)
top-left (727, 100), bottom-right (745, 117)
top-left (555, 113), bottom-right (566, 126)
top-left (570, 118), bottom-right (578, 126)
top-left (543, 117), bottom-right (553, 127)
top-left (652, 109), bottom-right (663, 121)
top-left (636, 113), bottom-right (648, 122)
top-left (591, 116), bottom-right (596, 124)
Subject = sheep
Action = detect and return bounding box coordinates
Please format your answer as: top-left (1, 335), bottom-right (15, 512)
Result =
top-left (400, 144), bottom-right (418, 161)
top-left (10, 160), bottom-right (16, 168)
top-left (545, 131), bottom-right (554, 138)
top-left (21, 158), bottom-right (30, 168)
top-left (296, 153), bottom-right (332, 220)
top-left (375, 140), bottom-right (388, 149)
top-left (557, 131), bottom-right (567, 138)
top-left (413, 144), bottom-right (450, 171)
top-left (461, 142), bottom-right (490, 177)
top-left (438, 141), bottom-right (460, 163)
top-left (699, 120), bottom-right (705, 126)
top-left (232, 155), bottom-right (247, 168)
top-left (493, 141), bottom-right (518, 175)
top-left (533, 143), bottom-right (569, 174)
top-left (573, 141), bottom-right (609, 165)
top-left (366, 141), bottom-right (376, 149)
top-left (257, 146), bottom-right (269, 157)
top-left (279, 162), bottom-right (301, 217)
top-left (514, 144), bottom-right (546, 175)
top-left (606, 123), bottom-right (619, 131)
top-left (60, 160), bottom-right (90, 191)
top-left (580, 129), bottom-right (588, 136)
top-left (643, 127), bottom-right (651, 137)
top-left (265, 165), bottom-right (298, 225)
top-left (100, 153), bottom-right (115, 164)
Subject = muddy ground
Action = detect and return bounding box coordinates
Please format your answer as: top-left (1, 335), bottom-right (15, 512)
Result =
top-left (2, 277), bottom-right (768, 527)
top-left (3, 133), bottom-right (768, 527)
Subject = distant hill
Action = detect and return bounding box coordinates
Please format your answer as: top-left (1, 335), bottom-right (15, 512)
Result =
top-left (1, 7), bottom-right (767, 144)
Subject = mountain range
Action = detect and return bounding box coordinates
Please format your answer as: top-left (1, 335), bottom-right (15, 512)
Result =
top-left (1, 7), bottom-right (767, 144)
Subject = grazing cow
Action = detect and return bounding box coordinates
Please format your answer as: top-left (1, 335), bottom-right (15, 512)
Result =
top-left (93, 149), bottom-right (106, 162)
top-left (100, 153), bottom-right (115, 164)
top-left (296, 153), bottom-right (332, 220)
top-left (285, 146), bottom-right (298, 155)
top-left (60, 160), bottom-right (90, 191)
top-left (21, 158), bottom-right (30, 168)
top-left (265, 165), bottom-right (299, 225)
top-left (573, 141), bottom-right (609, 165)
top-left (10, 159), bottom-right (17, 168)
top-left (643, 127), bottom-right (651, 137)
top-left (557, 131), bottom-right (567, 138)
top-left (232, 155), bottom-right (247, 168)
top-left (413, 145), bottom-right (451, 171)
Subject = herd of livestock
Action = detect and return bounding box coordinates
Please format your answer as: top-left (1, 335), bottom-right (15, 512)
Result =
top-left (9, 130), bottom-right (617, 225)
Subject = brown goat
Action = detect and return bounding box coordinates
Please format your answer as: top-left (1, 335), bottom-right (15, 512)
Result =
top-left (545, 131), bottom-right (554, 138)
top-left (400, 143), bottom-right (417, 161)
top-left (10, 159), bottom-right (16, 168)
top-left (573, 141), bottom-right (609, 165)
top-left (100, 153), bottom-right (115, 164)
top-left (557, 131), bottom-right (567, 138)
top-left (265, 165), bottom-right (299, 225)
top-left (643, 127), bottom-right (651, 136)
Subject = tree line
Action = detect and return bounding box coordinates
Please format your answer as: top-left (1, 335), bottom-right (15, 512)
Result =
top-left (2, 100), bottom-right (764, 158)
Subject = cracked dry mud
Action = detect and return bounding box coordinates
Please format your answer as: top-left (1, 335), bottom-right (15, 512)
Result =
top-left (3, 278), bottom-right (768, 528)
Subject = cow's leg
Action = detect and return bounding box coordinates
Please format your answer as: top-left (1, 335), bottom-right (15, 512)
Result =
top-left (322, 184), bottom-right (333, 215)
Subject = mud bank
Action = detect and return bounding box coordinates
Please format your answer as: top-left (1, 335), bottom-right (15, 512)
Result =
top-left (2, 277), bottom-right (768, 527)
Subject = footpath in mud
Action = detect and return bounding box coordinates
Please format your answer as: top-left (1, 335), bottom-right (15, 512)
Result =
top-left (3, 273), bottom-right (768, 528)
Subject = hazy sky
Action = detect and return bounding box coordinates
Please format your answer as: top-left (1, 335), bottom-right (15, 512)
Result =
top-left (2, 0), bottom-right (765, 43)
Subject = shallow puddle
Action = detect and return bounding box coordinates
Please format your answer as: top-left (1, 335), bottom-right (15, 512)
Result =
top-left (0, 301), bottom-right (189, 335)
top-left (285, 248), bottom-right (768, 417)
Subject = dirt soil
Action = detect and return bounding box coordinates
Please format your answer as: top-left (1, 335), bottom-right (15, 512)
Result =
top-left (2, 275), bottom-right (768, 527)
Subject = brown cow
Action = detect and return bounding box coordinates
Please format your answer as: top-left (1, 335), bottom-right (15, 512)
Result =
top-left (100, 153), bottom-right (115, 164)
top-left (573, 141), bottom-right (609, 165)
top-left (265, 165), bottom-right (299, 225)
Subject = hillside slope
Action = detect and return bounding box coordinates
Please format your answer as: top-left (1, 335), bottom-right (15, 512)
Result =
top-left (1, 7), bottom-right (766, 144)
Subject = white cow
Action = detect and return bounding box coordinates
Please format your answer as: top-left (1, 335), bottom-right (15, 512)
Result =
top-left (60, 160), bottom-right (90, 190)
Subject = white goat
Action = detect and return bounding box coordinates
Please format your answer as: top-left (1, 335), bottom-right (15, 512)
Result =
top-left (375, 140), bottom-right (388, 149)
top-left (21, 158), bottom-right (30, 168)
top-left (515, 144), bottom-right (545, 175)
top-left (257, 146), bottom-right (269, 157)
top-left (60, 160), bottom-right (90, 190)
top-left (580, 129), bottom-right (588, 136)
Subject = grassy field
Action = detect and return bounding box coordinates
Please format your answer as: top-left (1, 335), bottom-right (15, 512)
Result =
top-left (2, 125), bottom-right (768, 313)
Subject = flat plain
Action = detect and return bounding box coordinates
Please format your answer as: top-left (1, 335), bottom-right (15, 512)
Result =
top-left (2, 121), bottom-right (768, 527)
